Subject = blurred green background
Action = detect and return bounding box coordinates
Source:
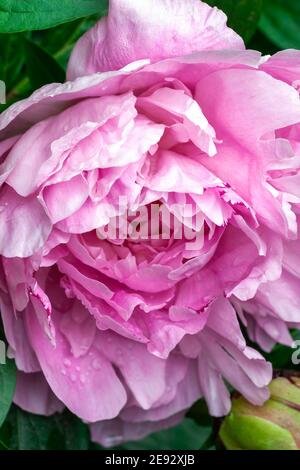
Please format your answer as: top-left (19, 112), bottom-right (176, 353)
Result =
top-left (0, 0), bottom-right (300, 450)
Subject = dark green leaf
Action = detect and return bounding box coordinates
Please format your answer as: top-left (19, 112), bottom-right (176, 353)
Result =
top-left (259, 0), bottom-right (300, 50)
top-left (0, 406), bottom-right (90, 450)
top-left (33, 16), bottom-right (98, 69)
top-left (0, 33), bottom-right (25, 90)
top-left (0, 0), bottom-right (108, 33)
top-left (247, 29), bottom-right (280, 56)
top-left (0, 406), bottom-right (18, 450)
top-left (264, 330), bottom-right (300, 370)
top-left (52, 411), bottom-right (90, 450)
top-left (24, 38), bottom-right (65, 88)
top-left (16, 408), bottom-right (56, 450)
top-left (1, 16), bottom-right (98, 110)
top-left (206, 0), bottom-right (263, 43)
top-left (187, 398), bottom-right (213, 427)
top-left (0, 358), bottom-right (16, 428)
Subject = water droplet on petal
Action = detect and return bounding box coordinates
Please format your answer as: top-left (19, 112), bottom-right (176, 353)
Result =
top-left (64, 358), bottom-right (71, 367)
top-left (92, 358), bottom-right (101, 370)
top-left (232, 257), bottom-right (242, 267)
top-left (80, 374), bottom-right (86, 384)
top-left (70, 373), bottom-right (77, 382)
top-left (104, 435), bottom-right (123, 447)
top-left (61, 369), bottom-right (67, 376)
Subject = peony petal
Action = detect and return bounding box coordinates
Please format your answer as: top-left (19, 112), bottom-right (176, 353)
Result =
top-left (144, 150), bottom-right (220, 194)
top-left (14, 371), bottom-right (64, 416)
top-left (0, 185), bottom-right (52, 258)
top-left (90, 413), bottom-right (184, 448)
top-left (95, 331), bottom-right (169, 410)
top-left (138, 87), bottom-right (216, 156)
top-left (67, 0), bottom-right (244, 79)
top-left (260, 50), bottom-right (300, 85)
top-left (5, 93), bottom-right (137, 196)
top-left (0, 292), bottom-right (40, 373)
top-left (40, 175), bottom-right (89, 223)
top-left (25, 304), bottom-right (127, 422)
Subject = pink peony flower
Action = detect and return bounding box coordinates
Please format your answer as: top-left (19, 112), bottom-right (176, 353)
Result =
top-left (0, 0), bottom-right (300, 446)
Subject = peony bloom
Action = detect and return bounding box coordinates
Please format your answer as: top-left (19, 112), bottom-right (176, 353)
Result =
top-left (0, 0), bottom-right (300, 446)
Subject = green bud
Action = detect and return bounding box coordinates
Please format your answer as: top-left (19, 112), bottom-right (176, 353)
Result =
top-left (219, 376), bottom-right (300, 450)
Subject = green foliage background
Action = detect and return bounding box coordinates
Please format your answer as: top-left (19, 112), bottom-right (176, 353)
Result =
top-left (0, 0), bottom-right (300, 450)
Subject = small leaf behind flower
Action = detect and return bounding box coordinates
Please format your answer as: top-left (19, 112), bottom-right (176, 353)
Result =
top-left (24, 38), bottom-right (65, 88)
top-left (0, 0), bottom-right (108, 33)
top-left (0, 357), bottom-right (16, 428)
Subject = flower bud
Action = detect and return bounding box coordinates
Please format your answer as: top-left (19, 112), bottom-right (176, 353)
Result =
top-left (220, 376), bottom-right (300, 450)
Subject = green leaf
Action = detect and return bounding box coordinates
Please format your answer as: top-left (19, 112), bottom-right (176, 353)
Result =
top-left (16, 409), bottom-right (90, 450)
top-left (0, 33), bottom-right (25, 90)
top-left (187, 398), bottom-right (213, 427)
top-left (259, 0), bottom-right (300, 50)
top-left (247, 30), bottom-right (280, 56)
top-left (0, 358), bottom-right (16, 428)
top-left (206, 0), bottom-right (263, 43)
top-left (0, 0), bottom-right (108, 33)
top-left (1, 15), bottom-right (99, 111)
top-left (0, 406), bottom-right (18, 449)
top-left (24, 38), bottom-right (65, 88)
top-left (33, 15), bottom-right (99, 69)
top-left (52, 411), bottom-right (90, 450)
top-left (16, 408), bottom-right (57, 450)
top-left (0, 406), bottom-right (90, 450)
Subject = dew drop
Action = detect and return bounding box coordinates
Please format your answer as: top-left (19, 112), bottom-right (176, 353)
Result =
top-left (70, 373), bottom-right (77, 382)
top-left (61, 369), bottom-right (67, 376)
top-left (64, 358), bottom-right (71, 367)
top-left (92, 358), bottom-right (101, 370)
top-left (80, 374), bottom-right (86, 384)
top-left (104, 436), bottom-right (123, 447)
top-left (232, 257), bottom-right (242, 267)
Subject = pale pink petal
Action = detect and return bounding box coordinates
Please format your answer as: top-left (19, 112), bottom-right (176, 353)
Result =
top-left (260, 50), bottom-right (300, 85)
top-left (40, 175), bottom-right (89, 223)
top-left (67, 0), bottom-right (244, 79)
top-left (90, 413), bottom-right (184, 448)
top-left (14, 371), bottom-right (64, 416)
top-left (25, 304), bottom-right (127, 422)
top-left (0, 185), bottom-right (52, 257)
